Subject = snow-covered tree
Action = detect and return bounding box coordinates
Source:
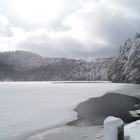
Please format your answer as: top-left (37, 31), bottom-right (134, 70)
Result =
top-left (108, 33), bottom-right (140, 83)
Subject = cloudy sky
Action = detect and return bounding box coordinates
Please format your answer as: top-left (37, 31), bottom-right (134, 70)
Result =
top-left (0, 0), bottom-right (140, 59)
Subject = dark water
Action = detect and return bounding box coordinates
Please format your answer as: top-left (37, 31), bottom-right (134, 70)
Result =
top-left (68, 93), bottom-right (140, 126)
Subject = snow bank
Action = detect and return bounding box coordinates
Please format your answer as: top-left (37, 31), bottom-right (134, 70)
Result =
top-left (125, 120), bottom-right (140, 140)
top-left (104, 116), bottom-right (124, 140)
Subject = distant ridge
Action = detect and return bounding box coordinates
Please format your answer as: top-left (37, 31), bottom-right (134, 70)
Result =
top-left (0, 50), bottom-right (112, 81)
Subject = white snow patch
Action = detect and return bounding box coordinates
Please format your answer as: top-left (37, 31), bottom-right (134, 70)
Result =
top-left (125, 120), bottom-right (140, 140)
top-left (104, 116), bottom-right (124, 140)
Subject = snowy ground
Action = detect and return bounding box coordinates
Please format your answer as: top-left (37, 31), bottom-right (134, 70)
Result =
top-left (27, 125), bottom-right (104, 140)
top-left (125, 120), bottom-right (140, 140)
top-left (0, 82), bottom-right (140, 140)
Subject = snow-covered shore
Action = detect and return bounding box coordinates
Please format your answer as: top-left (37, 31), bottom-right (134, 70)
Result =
top-left (26, 120), bottom-right (140, 140)
top-left (27, 125), bottom-right (104, 140)
top-left (125, 120), bottom-right (140, 140)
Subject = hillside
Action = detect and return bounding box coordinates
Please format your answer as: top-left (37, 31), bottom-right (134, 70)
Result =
top-left (0, 51), bottom-right (113, 81)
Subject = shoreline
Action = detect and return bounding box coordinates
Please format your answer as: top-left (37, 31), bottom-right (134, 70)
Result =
top-left (24, 124), bottom-right (66, 140)
top-left (26, 125), bottom-right (104, 140)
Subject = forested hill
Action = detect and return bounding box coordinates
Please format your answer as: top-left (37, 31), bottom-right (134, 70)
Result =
top-left (0, 33), bottom-right (140, 83)
top-left (0, 51), bottom-right (113, 81)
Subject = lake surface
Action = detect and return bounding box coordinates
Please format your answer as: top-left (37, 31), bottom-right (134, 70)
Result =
top-left (0, 82), bottom-right (140, 140)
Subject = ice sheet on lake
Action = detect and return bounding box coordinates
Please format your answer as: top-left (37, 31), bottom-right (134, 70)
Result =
top-left (0, 82), bottom-right (139, 140)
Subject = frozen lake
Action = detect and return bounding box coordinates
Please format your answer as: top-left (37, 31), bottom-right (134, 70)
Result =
top-left (0, 82), bottom-right (140, 140)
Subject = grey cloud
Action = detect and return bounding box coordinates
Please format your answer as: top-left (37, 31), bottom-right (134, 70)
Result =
top-left (0, 25), bottom-right (13, 37)
top-left (0, 0), bottom-right (140, 59)
top-left (17, 33), bottom-right (85, 59)
top-left (0, 15), bottom-right (13, 37)
top-left (16, 29), bottom-right (118, 59)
